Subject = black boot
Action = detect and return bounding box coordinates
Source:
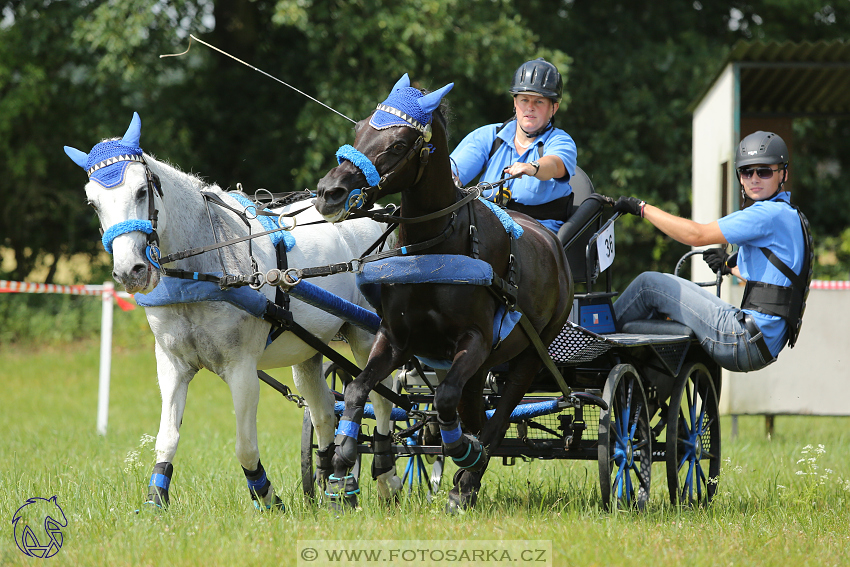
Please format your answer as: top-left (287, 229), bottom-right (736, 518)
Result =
top-left (243, 460), bottom-right (284, 511)
top-left (145, 462), bottom-right (173, 508)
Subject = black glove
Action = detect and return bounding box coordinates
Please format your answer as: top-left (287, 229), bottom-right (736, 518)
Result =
top-left (612, 196), bottom-right (644, 217)
top-left (703, 248), bottom-right (737, 275)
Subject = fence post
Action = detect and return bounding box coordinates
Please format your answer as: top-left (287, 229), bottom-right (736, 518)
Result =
top-left (97, 281), bottom-right (114, 436)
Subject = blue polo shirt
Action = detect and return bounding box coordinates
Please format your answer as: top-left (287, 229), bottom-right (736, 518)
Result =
top-left (717, 192), bottom-right (806, 356)
top-left (450, 120), bottom-right (577, 232)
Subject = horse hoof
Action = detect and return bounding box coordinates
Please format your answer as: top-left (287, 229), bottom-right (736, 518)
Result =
top-left (253, 494), bottom-right (285, 512)
top-left (140, 500), bottom-right (165, 514)
top-left (444, 492), bottom-right (467, 516)
top-left (325, 473), bottom-right (359, 510)
top-left (376, 471), bottom-right (402, 502)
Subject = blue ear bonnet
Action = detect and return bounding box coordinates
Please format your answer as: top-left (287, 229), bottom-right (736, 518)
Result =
top-left (85, 141), bottom-right (144, 189)
top-left (64, 112), bottom-right (145, 189)
top-left (370, 86), bottom-right (433, 131)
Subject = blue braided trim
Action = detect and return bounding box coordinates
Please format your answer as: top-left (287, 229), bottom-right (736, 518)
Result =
top-left (440, 424), bottom-right (462, 445)
top-left (102, 219), bottom-right (153, 253)
top-left (478, 198), bottom-right (524, 239)
top-left (336, 144), bottom-right (380, 187)
top-left (227, 193), bottom-right (295, 252)
top-left (149, 473), bottom-right (171, 491)
top-left (336, 419), bottom-right (360, 439)
top-left (246, 470), bottom-right (268, 491)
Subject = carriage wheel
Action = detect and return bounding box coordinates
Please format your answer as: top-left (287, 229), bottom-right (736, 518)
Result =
top-left (598, 364), bottom-right (652, 511)
top-left (396, 400), bottom-right (444, 501)
top-left (300, 362), bottom-right (360, 499)
top-left (665, 362), bottom-right (720, 506)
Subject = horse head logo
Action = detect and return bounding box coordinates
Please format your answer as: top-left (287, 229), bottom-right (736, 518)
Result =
top-left (12, 496), bottom-right (68, 558)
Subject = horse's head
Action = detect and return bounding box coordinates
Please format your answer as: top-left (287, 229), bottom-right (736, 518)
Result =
top-left (315, 74), bottom-right (453, 222)
top-left (64, 112), bottom-right (164, 294)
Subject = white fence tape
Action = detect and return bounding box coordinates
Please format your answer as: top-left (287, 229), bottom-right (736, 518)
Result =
top-left (810, 280), bottom-right (850, 290)
top-left (1, 280), bottom-right (135, 435)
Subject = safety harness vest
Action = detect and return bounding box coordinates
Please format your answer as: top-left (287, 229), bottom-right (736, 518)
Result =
top-left (740, 203), bottom-right (813, 349)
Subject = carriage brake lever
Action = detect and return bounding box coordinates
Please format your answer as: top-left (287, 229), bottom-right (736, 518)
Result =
top-left (566, 391), bottom-right (608, 412)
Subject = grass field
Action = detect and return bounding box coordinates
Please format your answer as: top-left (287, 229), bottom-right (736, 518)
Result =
top-left (1, 336), bottom-right (848, 567)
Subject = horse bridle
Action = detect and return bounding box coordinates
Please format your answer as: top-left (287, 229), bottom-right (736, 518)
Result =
top-left (337, 134), bottom-right (432, 217)
top-left (98, 159), bottom-right (164, 268)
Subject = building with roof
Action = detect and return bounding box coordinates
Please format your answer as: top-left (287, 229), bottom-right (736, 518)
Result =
top-left (690, 40), bottom-right (850, 422)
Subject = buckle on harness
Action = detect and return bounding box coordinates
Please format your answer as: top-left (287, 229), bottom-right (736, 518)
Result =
top-left (283, 268), bottom-right (302, 287)
top-left (249, 271), bottom-right (265, 290)
top-left (277, 213), bottom-right (296, 231)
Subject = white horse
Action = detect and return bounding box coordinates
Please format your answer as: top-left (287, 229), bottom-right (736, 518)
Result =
top-left (64, 113), bottom-right (400, 509)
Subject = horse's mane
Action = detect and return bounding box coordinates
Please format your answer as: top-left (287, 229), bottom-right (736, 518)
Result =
top-left (95, 136), bottom-right (217, 194)
top-left (138, 149), bottom-right (224, 196)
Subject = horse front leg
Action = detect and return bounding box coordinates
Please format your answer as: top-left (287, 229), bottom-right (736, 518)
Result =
top-left (291, 353), bottom-right (335, 495)
top-left (328, 332), bottom-right (405, 510)
top-left (445, 351), bottom-right (545, 514)
top-left (432, 332), bottom-right (492, 513)
top-left (146, 345), bottom-right (195, 508)
top-left (226, 359), bottom-right (284, 511)
top-left (366, 377), bottom-right (403, 502)
top-left (342, 323), bottom-right (403, 501)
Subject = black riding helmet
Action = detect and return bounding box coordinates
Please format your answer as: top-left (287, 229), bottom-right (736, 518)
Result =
top-left (736, 131), bottom-right (789, 202)
top-left (736, 131), bottom-right (789, 169)
top-left (509, 58), bottom-right (563, 103)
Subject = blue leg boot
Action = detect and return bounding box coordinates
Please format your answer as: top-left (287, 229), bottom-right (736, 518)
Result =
top-left (243, 460), bottom-right (284, 511)
top-left (145, 462), bottom-right (173, 509)
top-left (439, 418), bottom-right (487, 471)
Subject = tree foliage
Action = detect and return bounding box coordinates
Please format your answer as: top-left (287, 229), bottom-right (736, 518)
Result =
top-left (1, 0), bottom-right (849, 285)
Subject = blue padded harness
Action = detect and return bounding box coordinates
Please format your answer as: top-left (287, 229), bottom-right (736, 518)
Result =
top-left (356, 254), bottom-right (522, 368)
top-left (478, 198), bottom-right (524, 239)
top-left (134, 274), bottom-right (267, 318)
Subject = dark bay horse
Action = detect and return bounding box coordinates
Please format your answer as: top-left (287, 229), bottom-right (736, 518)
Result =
top-left (315, 74), bottom-right (573, 511)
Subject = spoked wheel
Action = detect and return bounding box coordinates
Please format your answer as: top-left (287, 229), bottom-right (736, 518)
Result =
top-left (396, 402), bottom-right (443, 501)
top-left (393, 370), bottom-right (444, 501)
top-left (300, 362), bottom-right (360, 499)
top-left (598, 363), bottom-right (652, 511)
top-left (666, 361), bottom-right (720, 506)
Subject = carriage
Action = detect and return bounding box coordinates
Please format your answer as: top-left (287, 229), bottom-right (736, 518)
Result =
top-left (300, 165), bottom-right (723, 511)
top-left (70, 85), bottom-right (722, 513)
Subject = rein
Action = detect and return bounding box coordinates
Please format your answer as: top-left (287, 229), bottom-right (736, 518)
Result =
top-left (155, 194), bottom-right (315, 266)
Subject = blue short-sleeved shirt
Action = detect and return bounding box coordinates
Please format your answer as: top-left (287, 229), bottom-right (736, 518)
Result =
top-left (450, 120), bottom-right (577, 233)
top-left (717, 192), bottom-right (806, 356)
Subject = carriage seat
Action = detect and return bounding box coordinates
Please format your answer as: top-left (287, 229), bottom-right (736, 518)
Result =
top-left (621, 319), bottom-right (696, 339)
top-left (557, 165), bottom-right (604, 284)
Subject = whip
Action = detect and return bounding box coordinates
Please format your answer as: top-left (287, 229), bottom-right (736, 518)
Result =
top-left (161, 34), bottom-right (356, 124)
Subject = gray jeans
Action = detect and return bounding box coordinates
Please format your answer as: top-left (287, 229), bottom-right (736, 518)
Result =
top-left (613, 272), bottom-right (773, 372)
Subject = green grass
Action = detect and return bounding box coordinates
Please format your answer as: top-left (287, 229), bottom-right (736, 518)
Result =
top-left (1, 340), bottom-right (848, 566)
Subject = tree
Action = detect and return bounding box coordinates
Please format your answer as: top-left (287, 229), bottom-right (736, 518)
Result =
top-left (2, 0), bottom-right (849, 285)
top-left (0, 0), bottom-right (212, 281)
top-left (518, 0), bottom-right (850, 287)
